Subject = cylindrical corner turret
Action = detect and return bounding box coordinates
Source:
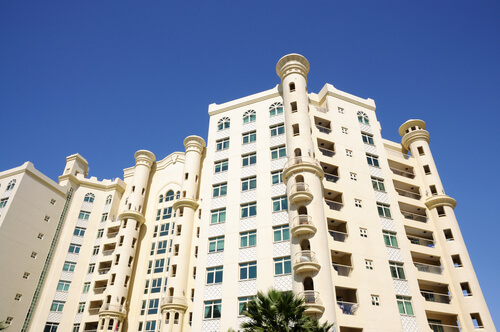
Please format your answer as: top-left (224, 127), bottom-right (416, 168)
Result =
top-left (399, 119), bottom-right (430, 151)
top-left (276, 53), bottom-right (310, 81)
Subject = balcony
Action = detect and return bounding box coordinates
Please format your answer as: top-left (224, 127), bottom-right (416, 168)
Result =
top-left (318, 139), bottom-right (335, 157)
top-left (100, 303), bottom-right (127, 315)
top-left (412, 252), bottom-right (443, 275)
top-left (314, 117), bottom-right (332, 134)
top-left (321, 162), bottom-right (339, 184)
top-left (385, 148), bottom-right (410, 160)
top-left (106, 226), bottom-right (120, 238)
top-left (331, 251), bottom-right (352, 277)
top-left (405, 226), bottom-right (434, 248)
top-left (289, 183), bottom-right (313, 204)
top-left (84, 322), bottom-right (98, 332)
top-left (294, 251), bottom-right (320, 274)
top-left (414, 262), bottom-right (442, 275)
top-left (283, 156), bottom-right (322, 181)
top-left (291, 215), bottom-right (316, 237)
top-left (328, 219), bottom-right (348, 242)
top-left (399, 202), bottom-right (427, 223)
top-left (389, 160), bottom-right (415, 179)
top-left (299, 291), bottom-right (325, 315)
top-left (161, 296), bottom-right (188, 311)
top-left (102, 243), bottom-right (116, 256)
top-left (419, 280), bottom-right (451, 305)
top-left (428, 323), bottom-right (460, 332)
top-left (427, 313), bottom-right (461, 332)
top-left (88, 301), bottom-right (102, 316)
top-left (421, 291), bottom-right (451, 304)
top-left (324, 189), bottom-right (343, 212)
top-left (335, 287), bottom-right (358, 315)
top-left (394, 180), bottom-right (421, 200)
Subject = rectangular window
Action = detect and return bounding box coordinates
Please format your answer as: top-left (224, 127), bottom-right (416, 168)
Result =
top-left (371, 177), bottom-right (385, 192)
top-left (151, 278), bottom-right (162, 293)
top-left (78, 211), bottom-right (90, 220)
top-left (355, 199), bottom-right (362, 208)
top-left (154, 259), bottom-right (165, 273)
top-left (101, 213), bottom-right (108, 222)
top-left (242, 131), bottom-right (256, 144)
top-left (97, 229), bottom-right (103, 238)
top-left (350, 173), bottom-right (357, 181)
top-left (78, 302), bottom-right (85, 313)
top-left (271, 146), bottom-right (286, 159)
top-left (366, 154), bottom-right (380, 167)
top-left (148, 299), bottom-right (159, 314)
top-left (274, 256), bottom-right (292, 275)
top-left (423, 165), bottom-right (431, 174)
top-left (56, 280), bottom-right (71, 292)
top-left (361, 133), bottom-right (374, 145)
top-left (417, 146), bottom-right (425, 155)
top-left (213, 183), bottom-right (227, 197)
top-left (204, 300), bottom-right (222, 319)
top-left (342, 127), bottom-right (348, 134)
top-left (240, 230), bottom-right (257, 248)
top-left (157, 240), bottom-right (167, 254)
top-left (82, 282), bottom-right (90, 293)
top-left (140, 300), bottom-right (146, 315)
top-left (396, 296), bottom-right (414, 315)
top-left (162, 207), bottom-right (173, 220)
top-left (346, 149), bottom-right (353, 157)
top-left (87, 264), bottom-right (95, 273)
top-left (273, 225), bottom-right (290, 242)
top-left (383, 231), bottom-right (398, 247)
top-left (242, 153), bottom-right (257, 167)
top-left (208, 236), bottom-right (224, 253)
top-left (68, 244), bottom-right (81, 254)
top-left (390, 262), bottom-right (406, 280)
top-left (270, 124), bottom-right (285, 137)
top-left (241, 202), bottom-right (257, 218)
top-left (241, 177), bottom-right (257, 191)
top-left (338, 107), bottom-right (344, 113)
top-left (206, 266), bottom-right (223, 284)
top-left (216, 138), bottom-right (229, 151)
top-left (214, 160), bottom-right (228, 173)
top-left (44, 323), bottom-right (59, 331)
top-left (238, 296), bottom-right (255, 316)
top-left (145, 321), bottom-right (156, 332)
top-left (50, 300), bottom-right (65, 312)
top-left (365, 259), bottom-right (374, 270)
top-left (272, 196), bottom-right (288, 212)
top-left (377, 203), bottom-right (392, 218)
top-left (92, 246), bottom-right (99, 255)
top-left (371, 295), bottom-right (380, 306)
top-left (211, 208), bottom-right (226, 224)
top-left (239, 261), bottom-right (257, 280)
top-left (271, 170), bottom-right (283, 184)
top-left (73, 227), bottom-right (86, 237)
top-left (160, 223), bottom-right (170, 236)
top-left (360, 228), bottom-right (368, 237)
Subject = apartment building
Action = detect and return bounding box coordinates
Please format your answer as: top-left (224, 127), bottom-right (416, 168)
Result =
top-left (0, 54), bottom-right (495, 332)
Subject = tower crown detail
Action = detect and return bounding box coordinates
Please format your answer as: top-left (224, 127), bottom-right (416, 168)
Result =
top-left (276, 53), bottom-right (310, 80)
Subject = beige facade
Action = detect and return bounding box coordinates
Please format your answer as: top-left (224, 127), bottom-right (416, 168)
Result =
top-left (0, 54), bottom-right (495, 332)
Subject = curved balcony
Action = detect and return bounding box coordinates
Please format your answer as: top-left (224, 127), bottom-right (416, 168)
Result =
top-left (283, 156), bottom-right (323, 183)
top-left (299, 291), bottom-right (325, 315)
top-left (289, 183), bottom-right (313, 204)
top-left (294, 251), bottom-right (320, 274)
top-left (332, 263), bottom-right (353, 277)
top-left (337, 301), bottom-right (358, 315)
top-left (99, 303), bottom-right (127, 316)
top-left (160, 296), bottom-right (188, 312)
top-left (291, 215), bottom-right (316, 237)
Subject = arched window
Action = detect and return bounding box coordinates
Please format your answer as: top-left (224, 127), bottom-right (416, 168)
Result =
top-left (105, 195), bottom-right (112, 205)
top-left (243, 110), bottom-right (256, 124)
top-left (165, 190), bottom-right (174, 202)
top-left (84, 193), bottom-right (95, 203)
top-left (159, 195), bottom-right (164, 203)
top-left (176, 191), bottom-right (180, 199)
top-left (357, 111), bottom-right (369, 125)
top-left (289, 82), bottom-right (296, 92)
top-left (269, 102), bottom-right (283, 116)
top-left (217, 117), bottom-right (230, 131)
top-left (6, 180), bottom-right (16, 191)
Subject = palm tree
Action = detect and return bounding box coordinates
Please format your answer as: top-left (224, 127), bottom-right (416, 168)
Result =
top-left (240, 289), bottom-right (333, 332)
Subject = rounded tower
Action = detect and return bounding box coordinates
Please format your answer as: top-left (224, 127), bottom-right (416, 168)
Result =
top-left (277, 54), bottom-right (337, 321)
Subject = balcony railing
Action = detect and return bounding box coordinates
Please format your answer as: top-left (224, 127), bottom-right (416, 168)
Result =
top-left (107, 231), bottom-right (118, 238)
top-left (299, 291), bottom-right (322, 305)
top-left (428, 323), bottom-right (461, 332)
top-left (319, 148), bottom-right (335, 157)
top-left (420, 290), bottom-right (451, 304)
top-left (102, 249), bottom-right (115, 256)
top-left (324, 173), bottom-right (339, 183)
top-left (284, 156), bottom-right (321, 170)
top-left (161, 296), bottom-right (187, 306)
top-left (385, 149), bottom-right (410, 160)
top-left (93, 287), bottom-right (107, 294)
top-left (98, 268), bottom-right (110, 275)
top-left (329, 230), bottom-right (347, 242)
top-left (332, 263), bottom-right (353, 277)
top-left (401, 210), bottom-right (427, 222)
top-left (293, 215), bottom-right (312, 226)
top-left (88, 308), bottom-right (100, 315)
top-left (290, 183), bottom-right (310, 195)
top-left (100, 303), bottom-right (126, 314)
top-left (325, 199), bottom-right (343, 211)
top-left (316, 125), bottom-right (332, 134)
top-left (408, 235), bottom-right (434, 247)
top-left (390, 168), bottom-right (415, 179)
top-left (337, 301), bottom-right (358, 315)
top-left (295, 250), bottom-right (317, 264)
top-left (414, 262), bottom-right (442, 275)
top-left (396, 188), bottom-right (421, 200)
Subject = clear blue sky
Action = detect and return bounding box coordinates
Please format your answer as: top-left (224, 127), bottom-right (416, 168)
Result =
top-left (1, 0), bottom-right (498, 325)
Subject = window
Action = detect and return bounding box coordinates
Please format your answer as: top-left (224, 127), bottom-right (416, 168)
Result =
top-left (243, 110), bottom-right (256, 123)
top-left (73, 227), bottom-right (86, 237)
top-left (6, 179), bottom-right (16, 191)
top-left (289, 82), bottom-right (295, 92)
top-left (68, 244), bottom-right (81, 254)
top-left (23, 272), bottom-right (30, 279)
top-left (44, 215), bottom-right (50, 222)
top-left (214, 160), bottom-right (228, 173)
top-left (354, 199), bottom-right (362, 208)
top-left (417, 146), bottom-right (425, 155)
top-left (73, 324), bottom-right (80, 332)
top-left (57, 280), bottom-right (71, 292)
top-left (101, 213), bottom-right (108, 222)
top-left (371, 295), bottom-right (380, 306)
top-left (204, 300), bottom-right (222, 319)
top-left (157, 240), bottom-right (167, 254)
top-left (240, 230), bottom-right (256, 248)
top-left (161, 207), bottom-right (173, 220)
top-left (31, 251), bottom-right (37, 258)
top-left (50, 199), bottom-right (56, 205)
top-left (216, 138), bottom-right (230, 151)
top-left (154, 259), bottom-right (165, 273)
top-left (271, 170), bottom-right (283, 184)
top-left (377, 203), bottom-right (392, 218)
top-left (346, 149), bottom-right (353, 157)
top-left (44, 323), bottom-right (59, 332)
top-left (371, 177), bottom-right (385, 192)
top-left (366, 154), bottom-right (380, 167)
top-left (383, 231), bottom-right (398, 247)
top-left (82, 282), bottom-right (90, 293)
top-left (148, 299), bottom-right (159, 314)
top-left (361, 133), bottom-right (374, 145)
top-left (140, 300), bottom-right (146, 315)
top-left (211, 208), bottom-right (226, 224)
top-left (15, 293), bottom-right (22, 301)
top-left (242, 153), bottom-right (257, 166)
top-left (437, 206), bottom-right (446, 217)
top-left (423, 165), bottom-right (431, 175)
top-left (238, 296), bottom-right (255, 316)
top-left (360, 228), bottom-right (368, 237)
top-left (208, 236), bottom-right (224, 253)
top-left (241, 176), bottom-right (257, 191)
top-left (350, 173), bottom-right (357, 181)
top-left (274, 256), bottom-right (292, 275)
top-left (270, 124), bottom-right (285, 137)
top-left (159, 223), bottom-right (170, 236)
top-left (291, 102), bottom-right (297, 112)
top-left (50, 300), bottom-right (65, 312)
top-left (92, 246), bottom-right (99, 255)
top-left (78, 302), bottom-right (85, 313)
top-left (242, 131), bottom-right (256, 144)
top-left (87, 264), bottom-right (95, 273)
top-left (62, 261), bottom-right (76, 272)
top-left (206, 266), bottom-right (223, 284)
top-left (390, 262), bottom-right (406, 280)
top-left (105, 195), bottom-right (112, 205)
top-left (271, 146), bottom-right (286, 159)
top-left (84, 193), bottom-right (95, 203)
top-left (239, 261), bottom-right (257, 280)
top-left (145, 321), bottom-right (156, 332)
top-left (357, 111), bottom-right (369, 124)
top-left (272, 196), bottom-right (288, 212)
top-left (241, 202), bottom-right (257, 218)
top-left (38, 232), bottom-right (44, 239)
top-left (165, 190), bottom-right (174, 201)
top-left (78, 211), bottom-right (90, 220)
top-left (273, 225), bottom-right (290, 242)
top-left (342, 127), bottom-right (348, 134)
top-left (365, 259), bottom-right (374, 270)
top-left (461, 282), bottom-right (472, 296)
top-left (444, 229), bottom-right (454, 241)
top-left (0, 198), bottom-right (8, 208)
top-left (212, 183), bottom-right (227, 197)
top-left (338, 107), bottom-right (344, 114)
top-left (217, 117), bottom-right (230, 130)
top-left (396, 296), bottom-right (414, 315)
top-left (97, 229), bottom-right (103, 238)
top-left (269, 102), bottom-right (283, 116)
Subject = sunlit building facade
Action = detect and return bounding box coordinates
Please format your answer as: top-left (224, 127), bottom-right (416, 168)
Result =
top-left (0, 54), bottom-right (495, 332)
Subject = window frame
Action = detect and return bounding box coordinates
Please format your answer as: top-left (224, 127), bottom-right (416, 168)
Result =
top-left (269, 102), bottom-right (283, 117)
top-left (396, 296), bottom-right (414, 316)
top-left (273, 225), bottom-right (290, 242)
top-left (243, 110), bottom-right (256, 124)
top-left (390, 261), bottom-right (406, 280)
top-left (241, 202), bottom-right (257, 218)
top-left (239, 261), bottom-right (257, 280)
top-left (271, 170), bottom-right (283, 185)
top-left (272, 196), bottom-right (288, 212)
top-left (214, 160), bottom-right (229, 173)
top-left (383, 230), bottom-right (398, 248)
top-left (377, 203), bottom-right (392, 218)
top-left (240, 230), bottom-right (257, 248)
top-left (366, 154), bottom-right (380, 167)
top-left (241, 176), bottom-right (257, 192)
top-left (271, 146), bottom-right (286, 160)
top-left (206, 266), bottom-right (223, 285)
top-left (210, 208), bottom-right (226, 224)
top-left (208, 236), bottom-right (225, 253)
top-left (204, 300), bottom-right (222, 319)
top-left (242, 131), bottom-right (257, 144)
top-left (212, 183), bottom-right (228, 198)
top-left (274, 256), bottom-right (292, 275)
top-left (361, 132), bottom-right (375, 145)
top-left (242, 153), bottom-right (257, 167)
top-left (270, 124), bottom-right (285, 137)
top-left (216, 138), bottom-right (230, 151)
top-left (217, 117), bottom-right (230, 131)
top-left (371, 177), bottom-right (386, 192)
